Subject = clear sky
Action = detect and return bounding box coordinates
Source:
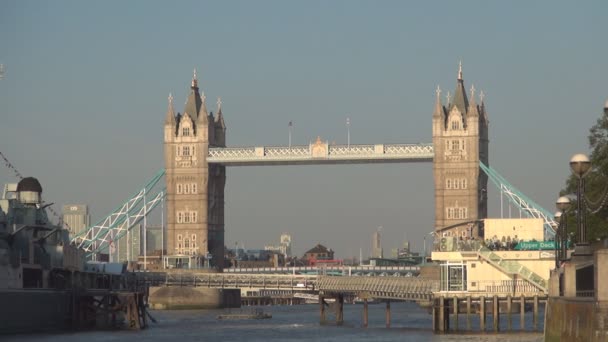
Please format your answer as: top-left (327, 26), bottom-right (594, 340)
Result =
top-left (1, 0), bottom-right (606, 258)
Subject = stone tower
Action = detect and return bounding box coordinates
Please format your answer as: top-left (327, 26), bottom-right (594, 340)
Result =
top-left (432, 64), bottom-right (489, 237)
top-left (163, 70), bottom-right (226, 269)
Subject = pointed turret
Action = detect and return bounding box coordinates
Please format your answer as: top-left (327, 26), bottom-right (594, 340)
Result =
top-left (467, 84), bottom-right (479, 117)
top-left (433, 85), bottom-right (445, 118)
top-left (183, 69), bottom-right (203, 121)
top-left (451, 61), bottom-right (469, 114)
top-left (197, 90), bottom-right (208, 126)
top-left (214, 97), bottom-right (226, 147)
top-left (165, 93), bottom-right (176, 125)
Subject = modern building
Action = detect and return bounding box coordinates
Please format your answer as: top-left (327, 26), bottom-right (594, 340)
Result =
top-left (371, 230), bottom-right (383, 259)
top-left (432, 63), bottom-right (489, 237)
top-left (163, 71), bottom-right (226, 269)
top-left (117, 224), bottom-right (141, 262)
top-left (61, 204), bottom-right (90, 237)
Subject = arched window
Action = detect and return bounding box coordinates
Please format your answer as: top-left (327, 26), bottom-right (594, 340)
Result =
top-left (177, 184), bottom-right (182, 194)
top-left (177, 212), bottom-right (183, 223)
top-left (451, 120), bottom-right (460, 130)
top-left (184, 238), bottom-right (190, 249)
top-left (446, 179), bottom-right (452, 189)
top-left (454, 179), bottom-right (459, 189)
top-left (185, 184), bottom-right (190, 194)
top-left (192, 183), bottom-right (197, 194)
top-left (192, 211), bottom-right (197, 223)
top-left (177, 234), bottom-right (182, 241)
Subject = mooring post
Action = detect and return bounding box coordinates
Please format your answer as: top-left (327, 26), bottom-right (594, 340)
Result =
top-left (520, 295), bottom-right (525, 331)
top-left (466, 296), bottom-right (471, 331)
top-left (363, 298), bottom-right (369, 328)
top-left (385, 300), bottom-right (391, 328)
top-left (507, 295), bottom-right (512, 331)
top-left (453, 297), bottom-right (458, 331)
top-left (319, 295), bottom-right (326, 325)
top-left (337, 294), bottom-right (344, 326)
top-left (479, 296), bottom-right (486, 332)
top-left (533, 295), bottom-right (538, 331)
top-left (492, 295), bottom-right (499, 332)
top-left (438, 297), bottom-right (446, 332)
top-left (432, 298), bottom-right (438, 332)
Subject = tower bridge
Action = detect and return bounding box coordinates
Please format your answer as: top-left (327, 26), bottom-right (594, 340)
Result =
top-left (73, 64), bottom-right (558, 274)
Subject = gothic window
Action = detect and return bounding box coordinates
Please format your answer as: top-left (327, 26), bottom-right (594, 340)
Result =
top-left (177, 184), bottom-right (182, 194)
top-left (184, 238), bottom-right (190, 249)
top-left (461, 140), bottom-right (465, 150)
top-left (192, 183), bottom-right (197, 194)
top-left (446, 179), bottom-right (452, 189)
top-left (451, 120), bottom-right (460, 130)
top-left (192, 146), bottom-right (195, 155)
top-left (463, 208), bottom-right (468, 219)
top-left (462, 179), bottom-right (467, 189)
top-left (192, 234), bottom-right (196, 241)
top-left (447, 208), bottom-right (454, 219)
top-left (184, 212), bottom-right (190, 223)
top-left (192, 211), bottom-right (197, 223)
top-left (177, 234), bottom-right (182, 241)
top-left (451, 140), bottom-right (460, 150)
top-left (454, 179), bottom-right (460, 189)
top-left (185, 184), bottom-right (190, 194)
top-left (176, 146), bottom-right (181, 156)
top-left (183, 146), bottom-right (190, 156)
top-left (177, 212), bottom-right (183, 223)
top-left (183, 127), bottom-right (190, 136)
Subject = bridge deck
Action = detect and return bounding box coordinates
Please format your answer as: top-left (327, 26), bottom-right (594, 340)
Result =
top-left (208, 143), bottom-right (433, 166)
top-left (317, 275), bottom-right (439, 301)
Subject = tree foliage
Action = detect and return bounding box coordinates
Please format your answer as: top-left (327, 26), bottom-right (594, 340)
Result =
top-left (560, 105), bottom-right (608, 241)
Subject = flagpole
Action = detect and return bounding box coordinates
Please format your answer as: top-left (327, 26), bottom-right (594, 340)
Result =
top-left (288, 121), bottom-right (293, 148)
top-left (346, 117), bottom-right (351, 147)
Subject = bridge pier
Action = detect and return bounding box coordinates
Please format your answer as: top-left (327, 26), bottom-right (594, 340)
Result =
top-left (363, 299), bottom-right (368, 328)
top-left (452, 297), bottom-right (458, 331)
top-left (466, 296), bottom-right (471, 330)
top-left (492, 295), bottom-right (500, 332)
top-left (479, 296), bottom-right (486, 331)
top-left (385, 300), bottom-right (391, 328)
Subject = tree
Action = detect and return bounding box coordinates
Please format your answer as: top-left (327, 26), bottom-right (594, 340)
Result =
top-left (560, 103), bottom-right (608, 242)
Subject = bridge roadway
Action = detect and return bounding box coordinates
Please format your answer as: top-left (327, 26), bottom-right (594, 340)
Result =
top-left (136, 272), bottom-right (438, 301)
top-left (223, 265), bottom-right (420, 275)
top-left (207, 143), bottom-right (433, 166)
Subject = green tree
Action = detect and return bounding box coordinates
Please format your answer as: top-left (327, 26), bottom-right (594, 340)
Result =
top-left (560, 104), bottom-right (608, 242)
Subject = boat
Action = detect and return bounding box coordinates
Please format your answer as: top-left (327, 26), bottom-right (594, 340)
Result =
top-left (217, 308), bottom-right (272, 320)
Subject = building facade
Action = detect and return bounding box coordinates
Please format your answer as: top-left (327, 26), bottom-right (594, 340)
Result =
top-left (432, 64), bottom-right (489, 237)
top-left (61, 204), bottom-right (90, 237)
top-left (371, 230), bottom-right (383, 259)
top-left (163, 71), bottom-right (226, 269)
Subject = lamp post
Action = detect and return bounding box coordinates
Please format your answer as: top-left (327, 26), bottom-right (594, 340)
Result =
top-left (552, 213), bottom-right (561, 269)
top-left (570, 154), bottom-right (591, 255)
top-left (556, 196), bottom-right (571, 262)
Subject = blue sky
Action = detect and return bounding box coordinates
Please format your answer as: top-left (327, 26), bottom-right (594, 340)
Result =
top-left (1, 1), bottom-right (606, 257)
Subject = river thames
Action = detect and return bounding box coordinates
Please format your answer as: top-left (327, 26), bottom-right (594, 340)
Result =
top-left (7, 302), bottom-right (543, 342)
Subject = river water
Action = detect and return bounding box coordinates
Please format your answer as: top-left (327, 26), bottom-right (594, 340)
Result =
top-left (7, 302), bottom-right (543, 342)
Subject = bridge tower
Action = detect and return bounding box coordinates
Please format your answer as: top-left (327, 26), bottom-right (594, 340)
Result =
top-left (432, 64), bottom-right (489, 237)
top-left (163, 71), bottom-right (225, 269)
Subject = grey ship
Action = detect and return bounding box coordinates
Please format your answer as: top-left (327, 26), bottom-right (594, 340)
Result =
top-left (0, 177), bottom-right (86, 332)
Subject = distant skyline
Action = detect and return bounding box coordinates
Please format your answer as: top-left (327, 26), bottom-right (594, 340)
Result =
top-left (1, 1), bottom-right (607, 257)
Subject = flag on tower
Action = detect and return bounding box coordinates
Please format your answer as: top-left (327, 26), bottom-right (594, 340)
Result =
top-left (288, 121), bottom-right (293, 127)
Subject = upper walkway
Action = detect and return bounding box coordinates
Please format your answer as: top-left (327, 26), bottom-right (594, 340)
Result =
top-left (207, 142), bottom-right (433, 166)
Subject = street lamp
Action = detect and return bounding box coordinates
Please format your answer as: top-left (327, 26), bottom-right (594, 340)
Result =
top-left (552, 212), bottom-right (561, 269)
top-left (570, 153), bottom-right (591, 253)
top-left (556, 196), bottom-right (571, 262)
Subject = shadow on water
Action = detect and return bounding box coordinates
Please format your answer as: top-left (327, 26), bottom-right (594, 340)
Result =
top-left (4, 302), bottom-right (543, 342)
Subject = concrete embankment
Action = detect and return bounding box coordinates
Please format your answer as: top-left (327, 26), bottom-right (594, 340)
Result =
top-left (148, 287), bottom-right (240, 310)
top-left (544, 297), bottom-right (608, 341)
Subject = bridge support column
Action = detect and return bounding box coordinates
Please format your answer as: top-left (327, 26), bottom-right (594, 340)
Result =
top-left (453, 297), bottom-right (458, 331)
top-left (533, 295), bottom-right (539, 331)
top-left (319, 295), bottom-right (326, 325)
top-left (385, 300), bottom-right (391, 328)
top-left (520, 295), bottom-right (525, 331)
top-left (492, 295), bottom-right (499, 332)
top-left (479, 296), bottom-right (486, 332)
top-left (466, 296), bottom-right (471, 331)
top-left (363, 299), bottom-right (368, 328)
top-left (438, 297), bottom-right (448, 332)
top-left (336, 294), bottom-right (344, 326)
top-left (507, 295), bottom-right (512, 331)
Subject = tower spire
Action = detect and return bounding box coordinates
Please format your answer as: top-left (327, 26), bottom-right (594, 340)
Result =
top-left (451, 61), bottom-right (469, 113)
top-left (433, 85), bottom-right (444, 118)
top-left (192, 68), bottom-right (198, 88)
top-left (164, 93), bottom-right (176, 125)
top-left (458, 60), bottom-right (463, 80)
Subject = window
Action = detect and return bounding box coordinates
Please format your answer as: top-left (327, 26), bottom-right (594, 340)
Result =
top-left (177, 212), bottom-right (183, 223)
top-left (462, 179), bottom-right (467, 189)
top-left (447, 208), bottom-right (454, 219)
top-left (177, 184), bottom-right (182, 194)
top-left (451, 140), bottom-right (460, 150)
top-left (177, 234), bottom-right (182, 241)
top-left (183, 146), bottom-right (190, 156)
top-left (454, 179), bottom-right (459, 189)
top-left (446, 179), bottom-right (452, 189)
top-left (183, 127), bottom-right (190, 136)
top-left (185, 184), bottom-right (190, 194)
top-left (451, 120), bottom-right (460, 130)
top-left (192, 211), bottom-right (197, 223)
top-left (192, 234), bottom-right (196, 241)
top-left (192, 183), bottom-right (197, 194)
top-left (184, 238), bottom-right (190, 249)
top-left (184, 212), bottom-right (190, 223)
